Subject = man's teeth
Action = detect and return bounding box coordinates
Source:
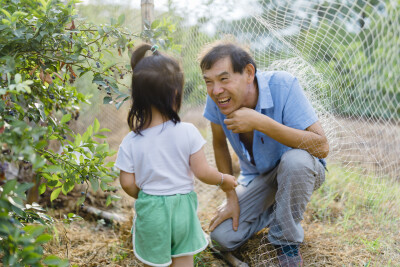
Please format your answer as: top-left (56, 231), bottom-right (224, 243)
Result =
top-left (218, 97), bottom-right (230, 104)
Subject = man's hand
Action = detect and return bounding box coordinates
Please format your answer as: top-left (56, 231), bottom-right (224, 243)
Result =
top-left (209, 190), bottom-right (240, 232)
top-left (224, 107), bottom-right (259, 133)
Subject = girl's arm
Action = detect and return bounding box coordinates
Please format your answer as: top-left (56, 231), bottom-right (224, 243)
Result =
top-left (189, 147), bottom-right (237, 192)
top-left (119, 170), bottom-right (140, 199)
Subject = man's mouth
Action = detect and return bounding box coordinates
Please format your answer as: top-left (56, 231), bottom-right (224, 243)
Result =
top-left (218, 97), bottom-right (231, 105)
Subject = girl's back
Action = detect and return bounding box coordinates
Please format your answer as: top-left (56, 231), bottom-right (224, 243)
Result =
top-left (116, 121), bottom-right (205, 195)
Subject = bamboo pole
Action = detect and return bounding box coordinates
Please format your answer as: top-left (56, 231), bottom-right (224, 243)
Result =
top-left (141, 0), bottom-right (154, 30)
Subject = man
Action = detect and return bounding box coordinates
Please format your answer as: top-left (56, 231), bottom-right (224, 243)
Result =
top-left (199, 41), bottom-right (329, 267)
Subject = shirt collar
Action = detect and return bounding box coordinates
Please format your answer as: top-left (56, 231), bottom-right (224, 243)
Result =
top-left (255, 71), bottom-right (274, 111)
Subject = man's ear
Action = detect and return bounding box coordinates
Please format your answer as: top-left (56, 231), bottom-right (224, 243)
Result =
top-left (244, 63), bottom-right (255, 83)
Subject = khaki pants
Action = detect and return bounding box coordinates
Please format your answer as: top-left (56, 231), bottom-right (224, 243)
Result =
top-left (210, 149), bottom-right (326, 251)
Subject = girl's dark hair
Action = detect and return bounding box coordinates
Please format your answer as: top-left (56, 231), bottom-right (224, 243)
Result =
top-left (199, 41), bottom-right (257, 74)
top-left (128, 43), bottom-right (184, 134)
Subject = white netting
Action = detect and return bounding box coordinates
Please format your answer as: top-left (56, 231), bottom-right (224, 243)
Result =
top-left (76, 0), bottom-right (400, 265)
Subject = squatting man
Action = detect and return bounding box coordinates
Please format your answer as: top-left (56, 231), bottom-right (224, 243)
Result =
top-left (199, 40), bottom-right (329, 267)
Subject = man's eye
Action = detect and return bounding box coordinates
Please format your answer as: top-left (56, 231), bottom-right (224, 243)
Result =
top-left (221, 78), bottom-right (228, 81)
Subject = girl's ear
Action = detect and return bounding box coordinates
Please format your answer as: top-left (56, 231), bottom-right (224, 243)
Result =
top-left (245, 63), bottom-right (255, 83)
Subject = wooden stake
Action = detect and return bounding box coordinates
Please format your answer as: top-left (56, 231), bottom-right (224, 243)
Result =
top-left (141, 0), bottom-right (154, 30)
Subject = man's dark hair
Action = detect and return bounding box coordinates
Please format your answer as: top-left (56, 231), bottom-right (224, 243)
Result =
top-left (128, 43), bottom-right (184, 134)
top-left (199, 40), bottom-right (257, 74)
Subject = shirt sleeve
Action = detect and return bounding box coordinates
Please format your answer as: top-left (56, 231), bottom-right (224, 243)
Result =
top-left (187, 124), bottom-right (207, 155)
top-left (203, 95), bottom-right (221, 124)
top-left (282, 77), bottom-right (319, 130)
top-left (114, 144), bottom-right (135, 173)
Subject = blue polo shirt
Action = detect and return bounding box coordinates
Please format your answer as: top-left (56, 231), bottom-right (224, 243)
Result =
top-left (203, 71), bottom-right (321, 186)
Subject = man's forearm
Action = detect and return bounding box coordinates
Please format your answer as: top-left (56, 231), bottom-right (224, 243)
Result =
top-left (252, 113), bottom-right (329, 158)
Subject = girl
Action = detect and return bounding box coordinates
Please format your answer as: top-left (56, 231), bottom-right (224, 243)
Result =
top-left (115, 43), bottom-right (237, 267)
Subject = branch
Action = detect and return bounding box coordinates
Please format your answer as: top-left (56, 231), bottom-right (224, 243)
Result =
top-left (81, 205), bottom-right (128, 223)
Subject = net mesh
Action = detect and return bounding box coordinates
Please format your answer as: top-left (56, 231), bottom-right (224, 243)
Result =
top-left (76, 0), bottom-right (399, 265)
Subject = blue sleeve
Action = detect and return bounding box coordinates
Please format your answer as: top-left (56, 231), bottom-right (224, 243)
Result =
top-left (282, 78), bottom-right (318, 130)
top-left (203, 95), bottom-right (221, 125)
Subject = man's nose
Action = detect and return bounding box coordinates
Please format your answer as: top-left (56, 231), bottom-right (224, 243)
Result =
top-left (213, 83), bottom-right (224, 95)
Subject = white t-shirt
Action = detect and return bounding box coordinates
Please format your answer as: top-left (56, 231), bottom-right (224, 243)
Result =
top-left (115, 121), bottom-right (206, 195)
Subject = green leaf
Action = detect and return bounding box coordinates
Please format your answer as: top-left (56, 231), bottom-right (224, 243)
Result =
top-left (79, 154), bottom-right (84, 164)
top-left (94, 134), bottom-right (106, 139)
top-left (104, 161), bottom-right (115, 168)
top-left (101, 176), bottom-right (114, 183)
top-left (108, 82), bottom-right (122, 95)
top-left (106, 195), bottom-right (112, 206)
top-left (38, 183), bottom-right (46, 195)
top-left (106, 194), bottom-right (121, 206)
top-left (115, 101), bottom-right (124, 110)
top-left (43, 165), bottom-right (65, 174)
top-left (117, 14), bottom-right (125, 25)
top-left (108, 150), bottom-right (117, 157)
top-left (90, 177), bottom-right (99, 192)
top-left (74, 134), bottom-right (82, 146)
top-left (104, 161), bottom-right (114, 168)
top-left (35, 140), bottom-right (47, 150)
top-left (102, 62), bottom-right (117, 72)
top-left (87, 125), bottom-right (93, 138)
top-left (1, 179), bottom-right (17, 196)
top-left (0, 8), bottom-right (11, 19)
top-left (24, 225), bottom-right (46, 238)
top-left (60, 114), bottom-right (71, 124)
top-left (93, 118), bottom-right (100, 133)
top-left (61, 181), bottom-right (74, 195)
top-left (43, 255), bottom-right (68, 266)
top-left (96, 143), bottom-right (108, 153)
top-left (99, 128), bottom-right (111, 132)
top-left (151, 19), bottom-right (160, 29)
top-left (103, 96), bottom-right (112, 104)
top-left (15, 73), bottom-right (22, 83)
top-left (21, 252), bottom-right (42, 264)
top-left (35, 233), bottom-right (52, 244)
top-left (50, 188), bottom-right (62, 202)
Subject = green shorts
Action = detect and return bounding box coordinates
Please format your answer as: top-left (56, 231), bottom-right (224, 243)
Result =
top-left (132, 191), bottom-right (208, 266)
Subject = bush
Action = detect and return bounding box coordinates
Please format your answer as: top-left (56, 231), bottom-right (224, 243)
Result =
top-left (0, 0), bottom-right (178, 265)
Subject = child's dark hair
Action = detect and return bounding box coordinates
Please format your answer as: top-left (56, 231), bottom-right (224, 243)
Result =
top-left (128, 43), bottom-right (184, 134)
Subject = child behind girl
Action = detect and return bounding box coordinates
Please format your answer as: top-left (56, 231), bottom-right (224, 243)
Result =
top-left (115, 44), bottom-right (237, 267)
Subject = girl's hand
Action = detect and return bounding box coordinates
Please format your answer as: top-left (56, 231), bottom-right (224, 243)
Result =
top-left (220, 174), bottom-right (238, 192)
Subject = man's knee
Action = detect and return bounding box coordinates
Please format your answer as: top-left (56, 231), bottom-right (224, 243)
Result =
top-left (278, 149), bottom-right (325, 193)
top-left (277, 149), bottom-right (321, 189)
top-left (279, 149), bottom-right (315, 173)
top-left (210, 223), bottom-right (244, 251)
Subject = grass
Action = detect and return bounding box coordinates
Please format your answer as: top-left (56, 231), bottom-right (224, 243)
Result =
top-left (303, 162), bottom-right (400, 266)
top-left (309, 162), bottom-right (399, 226)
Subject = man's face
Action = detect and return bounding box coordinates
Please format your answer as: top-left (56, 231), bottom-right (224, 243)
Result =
top-left (203, 57), bottom-right (253, 115)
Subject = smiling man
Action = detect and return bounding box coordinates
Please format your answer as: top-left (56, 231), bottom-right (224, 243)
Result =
top-left (199, 40), bottom-right (329, 267)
